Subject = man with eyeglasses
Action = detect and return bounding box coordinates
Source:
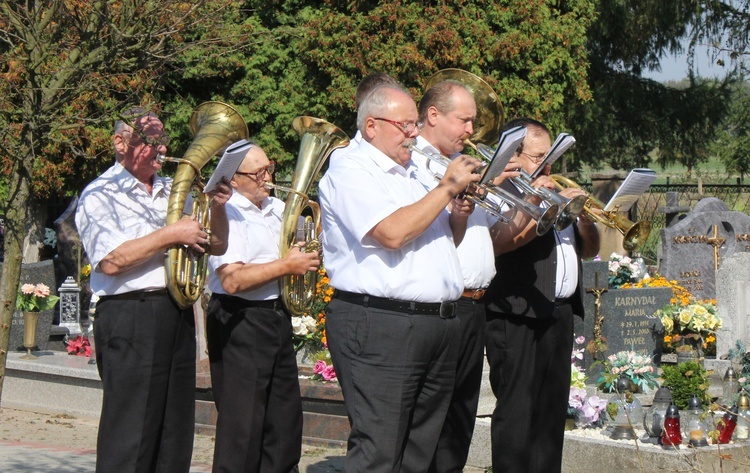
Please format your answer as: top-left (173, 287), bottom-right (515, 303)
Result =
top-left (484, 118), bottom-right (600, 473)
top-left (75, 109), bottom-right (232, 472)
top-left (318, 82), bottom-right (483, 472)
top-left (206, 139), bottom-right (317, 473)
top-left (414, 80), bottom-right (518, 473)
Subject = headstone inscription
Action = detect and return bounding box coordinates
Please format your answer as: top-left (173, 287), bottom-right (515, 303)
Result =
top-left (9, 260), bottom-right (57, 351)
top-left (659, 197), bottom-right (750, 300)
top-left (577, 261), bottom-right (672, 380)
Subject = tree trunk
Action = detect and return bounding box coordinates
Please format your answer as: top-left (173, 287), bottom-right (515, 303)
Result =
top-left (0, 166), bottom-right (34, 404)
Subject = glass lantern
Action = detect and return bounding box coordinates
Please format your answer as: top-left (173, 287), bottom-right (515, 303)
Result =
top-left (734, 392), bottom-right (750, 441)
top-left (684, 394), bottom-right (709, 447)
top-left (643, 387), bottom-right (672, 439)
top-left (607, 377), bottom-right (644, 440)
top-left (722, 367), bottom-right (739, 408)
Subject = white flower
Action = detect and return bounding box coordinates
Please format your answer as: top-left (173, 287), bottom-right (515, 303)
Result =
top-left (291, 317), bottom-right (309, 336)
top-left (301, 315), bottom-right (317, 333)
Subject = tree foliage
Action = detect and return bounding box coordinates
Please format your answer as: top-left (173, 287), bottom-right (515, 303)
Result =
top-left (0, 0), bottom-right (237, 401)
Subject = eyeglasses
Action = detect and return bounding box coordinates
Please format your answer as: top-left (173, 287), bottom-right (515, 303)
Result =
top-left (236, 162), bottom-right (276, 180)
top-left (520, 151), bottom-right (547, 164)
top-left (131, 127), bottom-right (171, 148)
top-left (373, 117), bottom-right (424, 134)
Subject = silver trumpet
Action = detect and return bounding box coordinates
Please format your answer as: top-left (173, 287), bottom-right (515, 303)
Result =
top-left (409, 145), bottom-right (558, 235)
top-left (476, 144), bottom-right (586, 231)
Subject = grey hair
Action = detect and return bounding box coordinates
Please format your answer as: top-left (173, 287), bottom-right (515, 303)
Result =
top-left (356, 83), bottom-right (411, 132)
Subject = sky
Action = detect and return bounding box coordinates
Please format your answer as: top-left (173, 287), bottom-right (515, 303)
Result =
top-left (643, 45), bottom-right (733, 82)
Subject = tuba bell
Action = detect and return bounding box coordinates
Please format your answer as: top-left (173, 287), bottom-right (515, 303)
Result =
top-left (550, 174), bottom-right (651, 252)
top-left (161, 102), bottom-right (249, 309)
top-left (276, 116), bottom-right (349, 316)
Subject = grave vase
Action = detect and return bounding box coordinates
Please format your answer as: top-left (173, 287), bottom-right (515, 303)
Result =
top-left (21, 311), bottom-right (39, 359)
top-left (675, 336), bottom-right (703, 364)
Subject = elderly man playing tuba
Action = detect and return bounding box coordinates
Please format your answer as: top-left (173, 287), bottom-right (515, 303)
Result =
top-left (75, 109), bottom-right (232, 473)
top-left (206, 140), bottom-right (320, 473)
top-left (318, 82), bottom-right (483, 473)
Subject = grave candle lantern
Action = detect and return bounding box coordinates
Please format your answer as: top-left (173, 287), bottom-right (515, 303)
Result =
top-left (643, 387), bottom-right (672, 438)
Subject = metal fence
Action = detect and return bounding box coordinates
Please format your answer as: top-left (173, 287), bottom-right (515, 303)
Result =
top-left (580, 181), bottom-right (750, 266)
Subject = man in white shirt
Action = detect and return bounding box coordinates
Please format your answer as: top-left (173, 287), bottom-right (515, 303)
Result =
top-left (319, 82), bottom-right (483, 473)
top-left (76, 110), bottom-right (231, 472)
top-left (414, 80), bottom-right (510, 473)
top-left (206, 141), bottom-right (318, 473)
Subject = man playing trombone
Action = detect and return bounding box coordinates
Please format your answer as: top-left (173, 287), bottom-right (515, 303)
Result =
top-left (319, 82), bottom-right (482, 472)
top-left (484, 118), bottom-right (600, 473)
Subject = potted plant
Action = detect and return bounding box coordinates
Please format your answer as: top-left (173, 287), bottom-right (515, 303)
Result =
top-left (606, 252), bottom-right (649, 289)
top-left (568, 336), bottom-right (607, 428)
top-left (660, 360), bottom-right (712, 410)
top-left (16, 282), bottom-right (60, 358)
top-left (657, 299), bottom-right (720, 359)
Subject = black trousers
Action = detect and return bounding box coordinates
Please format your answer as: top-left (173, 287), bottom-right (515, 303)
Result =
top-left (325, 297), bottom-right (460, 473)
top-left (94, 294), bottom-right (196, 473)
top-left (206, 294), bottom-right (302, 473)
top-left (428, 297), bottom-right (486, 473)
top-left (484, 302), bottom-right (574, 473)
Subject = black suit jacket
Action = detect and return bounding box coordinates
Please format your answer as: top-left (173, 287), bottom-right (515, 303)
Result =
top-left (484, 183), bottom-right (585, 320)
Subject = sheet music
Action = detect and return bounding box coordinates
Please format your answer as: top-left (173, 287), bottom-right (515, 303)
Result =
top-left (480, 126), bottom-right (526, 185)
top-left (529, 133), bottom-right (576, 179)
top-left (603, 168), bottom-right (657, 212)
top-left (203, 139), bottom-right (253, 193)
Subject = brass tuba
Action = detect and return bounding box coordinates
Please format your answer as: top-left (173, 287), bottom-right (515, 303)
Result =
top-left (550, 174), bottom-right (651, 252)
top-left (276, 116), bottom-right (349, 316)
top-left (161, 102), bottom-right (249, 309)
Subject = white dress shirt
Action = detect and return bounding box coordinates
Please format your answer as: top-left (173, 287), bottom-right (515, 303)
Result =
top-left (75, 164), bottom-right (172, 296)
top-left (413, 136), bottom-right (497, 290)
top-left (554, 224), bottom-right (579, 299)
top-left (329, 130), bottom-right (362, 164)
top-left (319, 139), bottom-right (464, 302)
top-left (208, 192), bottom-right (286, 301)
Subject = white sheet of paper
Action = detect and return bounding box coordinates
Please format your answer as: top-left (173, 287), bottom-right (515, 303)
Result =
top-left (203, 139), bottom-right (253, 193)
top-left (603, 168), bottom-right (657, 212)
top-left (480, 126), bottom-right (527, 185)
top-left (529, 133), bottom-right (576, 179)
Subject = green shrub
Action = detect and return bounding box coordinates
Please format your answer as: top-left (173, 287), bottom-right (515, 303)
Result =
top-left (661, 361), bottom-right (711, 410)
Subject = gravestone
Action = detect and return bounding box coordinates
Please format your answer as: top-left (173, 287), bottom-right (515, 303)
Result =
top-left (715, 252), bottom-right (750, 359)
top-left (659, 197), bottom-right (750, 300)
top-left (9, 260), bottom-right (58, 351)
top-left (576, 261), bottom-right (672, 380)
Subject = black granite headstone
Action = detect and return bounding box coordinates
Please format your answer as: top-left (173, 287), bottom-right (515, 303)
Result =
top-left (658, 197), bottom-right (750, 300)
top-left (577, 261), bottom-right (672, 380)
top-left (8, 260), bottom-right (58, 351)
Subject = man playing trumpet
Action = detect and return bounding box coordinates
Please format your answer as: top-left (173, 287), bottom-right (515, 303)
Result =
top-left (319, 82), bottom-right (482, 472)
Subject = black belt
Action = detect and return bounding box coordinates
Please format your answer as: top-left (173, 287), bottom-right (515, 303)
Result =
top-left (213, 293), bottom-right (283, 311)
top-left (333, 290), bottom-right (458, 319)
top-left (98, 289), bottom-right (169, 302)
top-left (555, 297), bottom-right (572, 307)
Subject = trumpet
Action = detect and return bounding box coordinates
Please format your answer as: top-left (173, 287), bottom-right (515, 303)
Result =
top-left (410, 145), bottom-right (558, 235)
top-left (474, 143), bottom-right (586, 231)
top-left (550, 174), bottom-right (651, 251)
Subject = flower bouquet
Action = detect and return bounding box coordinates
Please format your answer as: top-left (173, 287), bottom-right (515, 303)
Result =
top-left (292, 267), bottom-right (332, 352)
top-left (16, 283), bottom-right (60, 312)
top-left (568, 336), bottom-right (607, 428)
top-left (656, 299), bottom-right (720, 357)
top-left (312, 359), bottom-right (337, 382)
top-left (596, 350), bottom-right (659, 393)
top-left (607, 253), bottom-right (649, 288)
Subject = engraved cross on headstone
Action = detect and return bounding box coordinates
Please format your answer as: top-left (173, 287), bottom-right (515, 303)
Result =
top-left (706, 224), bottom-right (726, 271)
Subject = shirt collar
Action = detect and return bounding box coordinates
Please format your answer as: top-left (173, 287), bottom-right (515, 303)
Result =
top-left (358, 139), bottom-right (418, 177)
